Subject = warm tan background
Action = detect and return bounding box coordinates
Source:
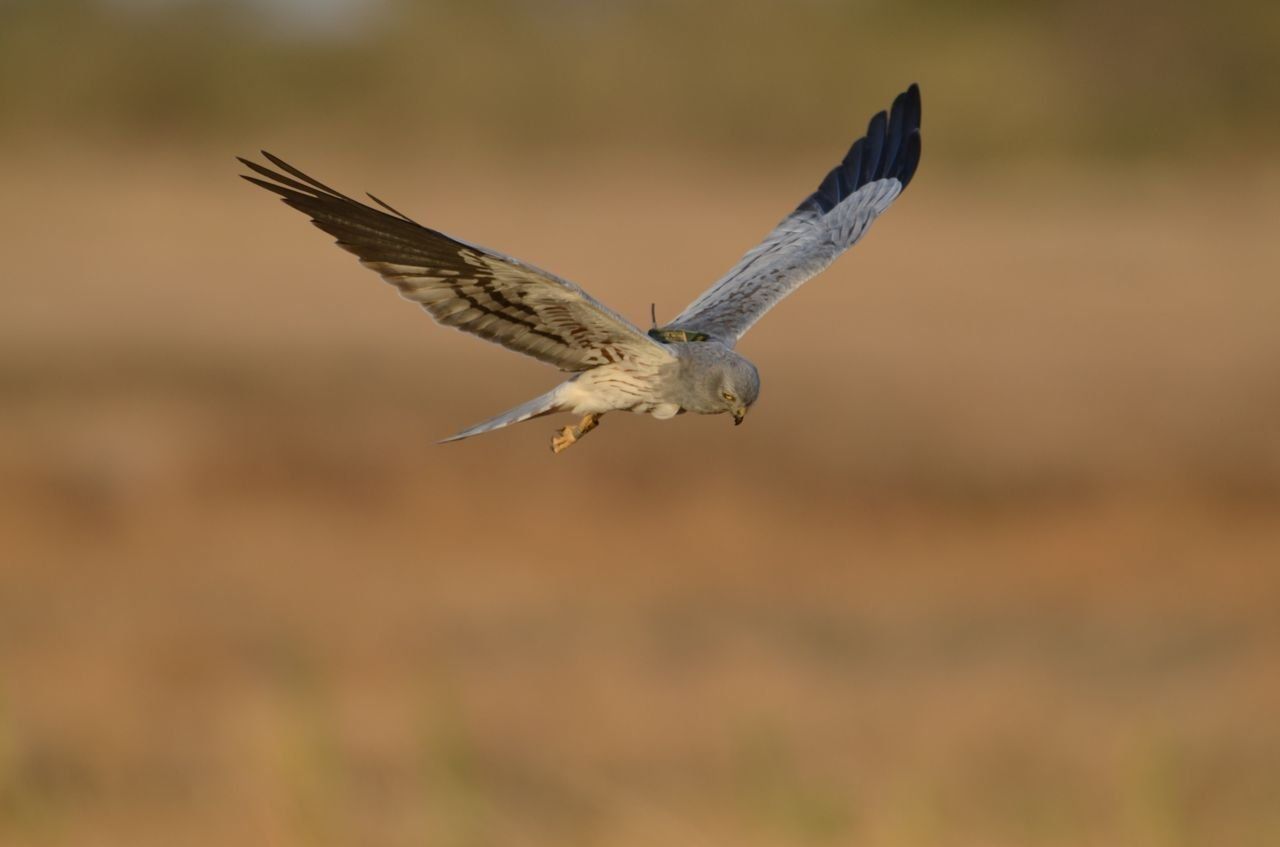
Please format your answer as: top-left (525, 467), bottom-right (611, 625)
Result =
top-left (2, 1), bottom-right (1279, 845)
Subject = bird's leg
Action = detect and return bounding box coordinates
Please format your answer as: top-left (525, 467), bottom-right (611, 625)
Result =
top-left (550, 413), bottom-right (602, 454)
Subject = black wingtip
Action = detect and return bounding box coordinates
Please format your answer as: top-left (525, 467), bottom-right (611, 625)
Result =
top-left (800, 83), bottom-right (923, 214)
top-left (861, 109), bottom-right (888, 185)
top-left (898, 130), bottom-right (922, 189)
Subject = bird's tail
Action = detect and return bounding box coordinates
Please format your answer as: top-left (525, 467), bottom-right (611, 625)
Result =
top-left (438, 386), bottom-right (565, 444)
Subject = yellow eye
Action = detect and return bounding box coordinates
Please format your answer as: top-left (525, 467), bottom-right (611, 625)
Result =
top-left (722, 391), bottom-right (736, 403)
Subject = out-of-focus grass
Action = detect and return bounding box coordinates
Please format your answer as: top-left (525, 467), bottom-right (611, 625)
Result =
top-left (3, 478), bottom-right (1279, 846)
top-left (1, 0), bottom-right (1278, 162)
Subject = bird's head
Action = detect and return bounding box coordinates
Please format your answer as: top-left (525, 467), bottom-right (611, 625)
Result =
top-left (715, 356), bottom-right (760, 426)
top-left (672, 343), bottom-right (761, 423)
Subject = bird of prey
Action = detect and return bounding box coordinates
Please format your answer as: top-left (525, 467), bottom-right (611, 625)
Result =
top-left (240, 84), bottom-right (921, 453)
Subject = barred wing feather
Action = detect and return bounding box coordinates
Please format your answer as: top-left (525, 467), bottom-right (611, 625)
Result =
top-left (239, 153), bottom-right (674, 372)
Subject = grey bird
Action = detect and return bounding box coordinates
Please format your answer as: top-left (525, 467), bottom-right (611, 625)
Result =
top-left (240, 84), bottom-right (921, 453)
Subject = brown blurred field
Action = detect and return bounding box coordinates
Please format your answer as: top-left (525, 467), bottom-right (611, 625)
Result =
top-left (3, 149), bottom-right (1279, 846)
top-left (3, 2), bottom-right (1280, 846)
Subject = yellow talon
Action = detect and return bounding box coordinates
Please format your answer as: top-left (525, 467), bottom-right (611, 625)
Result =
top-left (550, 426), bottom-right (578, 454)
top-left (549, 413), bottom-right (601, 454)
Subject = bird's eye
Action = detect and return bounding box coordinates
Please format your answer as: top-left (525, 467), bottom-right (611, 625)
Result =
top-left (722, 391), bottom-right (736, 403)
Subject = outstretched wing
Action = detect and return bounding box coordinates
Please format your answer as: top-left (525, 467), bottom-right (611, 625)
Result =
top-left (240, 153), bottom-right (674, 372)
top-left (661, 84), bottom-right (921, 344)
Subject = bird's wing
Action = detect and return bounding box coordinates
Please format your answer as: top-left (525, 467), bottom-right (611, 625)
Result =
top-left (660, 84), bottom-right (921, 345)
top-left (240, 153), bottom-right (675, 372)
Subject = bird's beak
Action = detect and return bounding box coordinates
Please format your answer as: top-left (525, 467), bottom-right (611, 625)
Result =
top-left (732, 406), bottom-right (747, 426)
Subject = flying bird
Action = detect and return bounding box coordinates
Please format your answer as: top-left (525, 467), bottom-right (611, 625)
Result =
top-left (240, 84), bottom-right (921, 453)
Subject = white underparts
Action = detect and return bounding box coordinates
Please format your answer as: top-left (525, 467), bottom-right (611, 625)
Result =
top-left (556, 365), bottom-right (678, 419)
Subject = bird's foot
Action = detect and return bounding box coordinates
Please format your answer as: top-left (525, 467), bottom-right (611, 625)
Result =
top-left (550, 426), bottom-right (578, 454)
top-left (550, 413), bottom-right (601, 454)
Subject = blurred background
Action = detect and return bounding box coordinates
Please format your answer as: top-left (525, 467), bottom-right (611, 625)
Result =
top-left (2, 1), bottom-right (1279, 845)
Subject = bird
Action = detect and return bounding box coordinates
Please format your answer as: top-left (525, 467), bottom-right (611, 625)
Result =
top-left (239, 84), bottom-right (921, 454)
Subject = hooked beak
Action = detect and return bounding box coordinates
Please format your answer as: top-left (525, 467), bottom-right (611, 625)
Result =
top-left (732, 406), bottom-right (747, 426)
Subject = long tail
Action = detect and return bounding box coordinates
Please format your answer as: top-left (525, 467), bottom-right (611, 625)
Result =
top-left (438, 387), bottom-right (564, 444)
